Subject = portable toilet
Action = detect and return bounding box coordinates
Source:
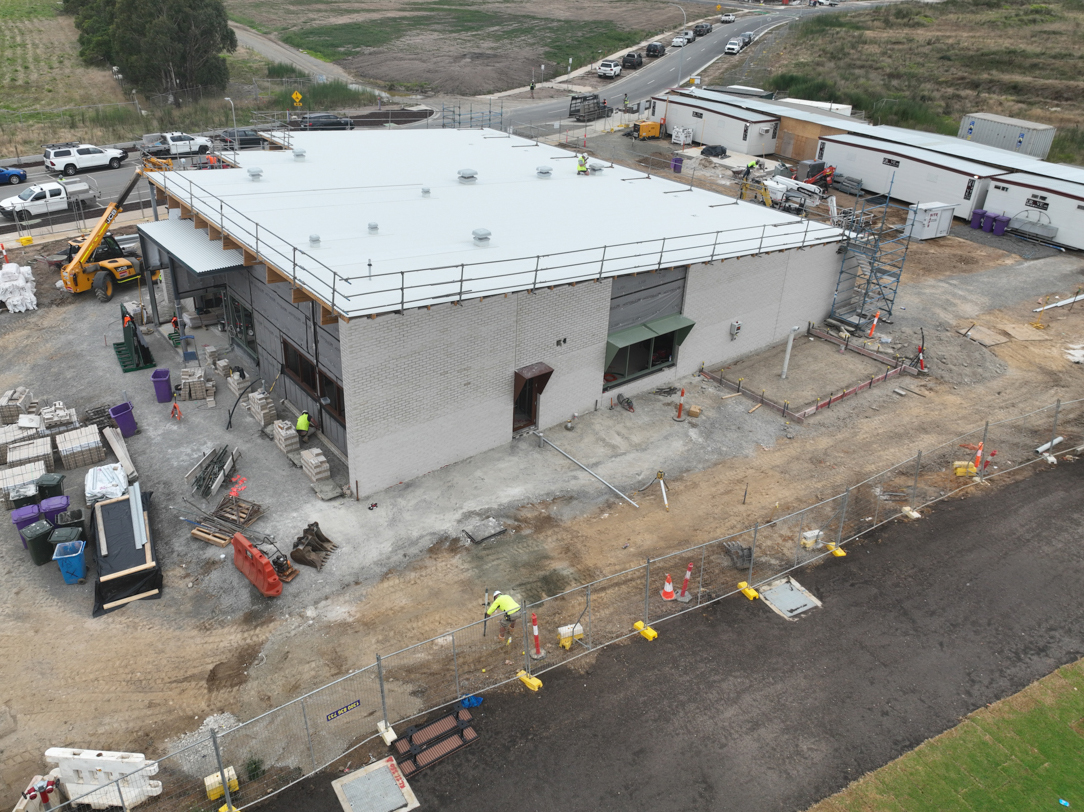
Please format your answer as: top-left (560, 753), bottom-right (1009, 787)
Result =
top-left (906, 202), bottom-right (957, 240)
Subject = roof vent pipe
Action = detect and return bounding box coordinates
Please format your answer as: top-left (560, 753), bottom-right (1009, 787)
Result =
top-left (421, 186), bottom-right (431, 197)
top-left (472, 228), bottom-right (491, 245)
top-left (309, 234), bottom-right (320, 246)
top-left (293, 149), bottom-right (306, 161)
top-left (247, 167), bottom-right (263, 181)
top-left (536, 166), bottom-right (553, 179)
top-left (588, 161), bottom-right (605, 174)
top-left (458, 168), bottom-right (478, 184)
top-left (368, 222), bottom-right (379, 234)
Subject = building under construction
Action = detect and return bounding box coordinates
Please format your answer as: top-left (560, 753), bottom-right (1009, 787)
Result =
top-left (139, 129), bottom-right (844, 496)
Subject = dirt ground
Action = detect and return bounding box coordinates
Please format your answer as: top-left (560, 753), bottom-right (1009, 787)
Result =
top-left (2, 216), bottom-right (1084, 802)
top-left (257, 461), bottom-right (1084, 812)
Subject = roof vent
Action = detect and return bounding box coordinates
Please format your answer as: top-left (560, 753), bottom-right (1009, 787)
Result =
top-left (293, 149), bottom-right (306, 161)
top-left (458, 168), bottom-right (478, 184)
top-left (368, 222), bottom-right (379, 234)
top-left (588, 161), bottom-right (605, 174)
top-left (421, 186), bottom-right (431, 197)
top-left (309, 234), bottom-right (320, 246)
top-left (472, 228), bottom-right (491, 245)
top-left (247, 167), bottom-right (263, 181)
top-left (536, 165), bottom-right (553, 179)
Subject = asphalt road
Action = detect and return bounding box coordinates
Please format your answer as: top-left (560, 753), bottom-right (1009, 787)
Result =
top-left (256, 462), bottom-right (1084, 812)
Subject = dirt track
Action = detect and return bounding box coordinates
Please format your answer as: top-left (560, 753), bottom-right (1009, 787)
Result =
top-left (2, 233), bottom-right (1084, 801)
top-left (258, 461), bottom-right (1084, 811)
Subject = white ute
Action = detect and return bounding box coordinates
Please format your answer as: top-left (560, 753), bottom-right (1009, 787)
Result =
top-left (0, 179), bottom-right (97, 220)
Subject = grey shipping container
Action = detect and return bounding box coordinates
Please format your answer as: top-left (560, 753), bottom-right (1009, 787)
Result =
top-left (958, 113), bottom-right (1055, 160)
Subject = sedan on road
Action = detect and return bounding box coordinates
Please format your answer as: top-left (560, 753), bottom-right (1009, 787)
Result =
top-left (0, 167), bottom-right (27, 186)
top-left (298, 113), bottom-right (355, 130)
top-left (671, 35), bottom-right (688, 47)
top-left (217, 128), bottom-right (265, 148)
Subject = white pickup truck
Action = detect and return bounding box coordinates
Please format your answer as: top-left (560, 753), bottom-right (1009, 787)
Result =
top-left (0, 179), bottom-right (97, 220)
top-left (141, 132), bottom-right (213, 157)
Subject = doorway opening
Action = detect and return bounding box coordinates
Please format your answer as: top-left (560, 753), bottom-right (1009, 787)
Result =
top-left (513, 362), bottom-right (554, 432)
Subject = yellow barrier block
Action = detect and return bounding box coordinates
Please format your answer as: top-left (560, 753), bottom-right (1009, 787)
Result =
top-left (17, 236), bottom-right (33, 247)
top-left (737, 581), bottom-right (759, 600)
top-left (633, 620), bottom-right (658, 641)
top-left (517, 670), bottom-right (543, 691)
top-left (558, 622), bottom-right (585, 651)
top-left (953, 461), bottom-right (977, 477)
top-left (826, 542), bottom-right (847, 558)
top-left (219, 805), bottom-right (240, 812)
top-left (204, 767), bottom-right (239, 801)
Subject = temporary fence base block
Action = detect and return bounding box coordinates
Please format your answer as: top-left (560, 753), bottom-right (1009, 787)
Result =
top-left (737, 581), bottom-right (759, 600)
top-left (902, 507), bottom-right (922, 520)
top-left (377, 721), bottom-right (397, 746)
top-left (332, 756), bottom-right (419, 812)
top-left (517, 670), bottom-right (543, 691)
top-left (633, 621), bottom-right (658, 641)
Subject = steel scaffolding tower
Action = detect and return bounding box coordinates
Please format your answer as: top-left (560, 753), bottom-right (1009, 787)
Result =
top-left (829, 185), bottom-right (913, 332)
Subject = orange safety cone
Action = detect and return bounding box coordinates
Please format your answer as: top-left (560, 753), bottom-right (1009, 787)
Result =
top-left (171, 402), bottom-right (183, 421)
top-left (973, 441), bottom-right (983, 469)
top-left (660, 574), bottom-right (676, 601)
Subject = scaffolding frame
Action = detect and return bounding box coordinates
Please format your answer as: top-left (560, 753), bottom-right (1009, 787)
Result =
top-left (830, 180), bottom-right (913, 332)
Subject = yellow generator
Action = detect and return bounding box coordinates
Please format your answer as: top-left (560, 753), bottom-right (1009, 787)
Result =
top-left (633, 120), bottom-right (661, 140)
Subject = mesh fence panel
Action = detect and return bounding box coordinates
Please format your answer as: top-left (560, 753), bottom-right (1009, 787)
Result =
top-left (696, 529), bottom-right (755, 604)
top-left (585, 566), bottom-right (649, 642)
top-left (300, 665), bottom-right (384, 770)
top-left (216, 699), bottom-right (313, 806)
top-left (380, 637), bottom-right (462, 728)
top-left (525, 586), bottom-right (594, 674)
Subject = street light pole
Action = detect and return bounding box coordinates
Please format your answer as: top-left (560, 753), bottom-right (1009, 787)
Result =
top-left (224, 97), bottom-right (237, 161)
top-left (669, 3), bottom-right (687, 86)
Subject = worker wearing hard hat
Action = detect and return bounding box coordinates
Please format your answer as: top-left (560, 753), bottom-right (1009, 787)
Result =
top-left (577, 154), bottom-right (589, 176)
top-left (743, 159), bottom-right (757, 179)
top-left (487, 590), bottom-right (521, 645)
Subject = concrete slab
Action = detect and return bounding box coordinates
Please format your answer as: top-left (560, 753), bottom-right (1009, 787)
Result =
top-left (1000, 323), bottom-right (1051, 341)
top-left (957, 324), bottom-right (1009, 346)
top-left (463, 518), bottom-right (507, 544)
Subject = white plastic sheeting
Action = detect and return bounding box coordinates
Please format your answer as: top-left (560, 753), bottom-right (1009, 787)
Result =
top-left (0, 262), bottom-right (36, 313)
top-left (85, 463), bottom-right (129, 505)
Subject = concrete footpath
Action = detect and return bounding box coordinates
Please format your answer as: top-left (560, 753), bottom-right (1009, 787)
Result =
top-left (258, 461), bottom-right (1084, 812)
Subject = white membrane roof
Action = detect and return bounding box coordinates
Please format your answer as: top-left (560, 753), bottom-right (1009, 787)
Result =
top-left (152, 129), bottom-right (842, 318)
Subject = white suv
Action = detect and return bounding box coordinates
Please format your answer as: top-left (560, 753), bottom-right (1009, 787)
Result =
top-left (43, 142), bottom-right (127, 176)
top-left (597, 60), bottom-right (622, 78)
top-left (721, 13), bottom-right (736, 23)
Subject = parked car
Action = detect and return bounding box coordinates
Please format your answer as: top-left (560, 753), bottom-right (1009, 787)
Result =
top-left (0, 167), bottom-right (27, 186)
top-left (622, 52), bottom-right (643, 69)
top-left (43, 142), bottom-right (127, 176)
top-left (740, 31), bottom-right (755, 46)
top-left (217, 128), bottom-right (265, 148)
top-left (721, 13), bottom-right (736, 23)
top-left (646, 42), bottom-right (667, 57)
top-left (0, 180), bottom-right (96, 220)
top-left (671, 35), bottom-right (688, 47)
top-left (597, 60), bottom-right (622, 78)
top-left (298, 113), bottom-right (354, 130)
top-left (141, 132), bottom-right (214, 157)
top-left (682, 29), bottom-right (697, 42)
top-left (724, 38), bottom-right (743, 54)
top-left (694, 22), bottom-right (713, 36)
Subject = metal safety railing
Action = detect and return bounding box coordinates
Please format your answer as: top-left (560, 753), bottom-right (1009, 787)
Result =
top-left (43, 396), bottom-right (1084, 810)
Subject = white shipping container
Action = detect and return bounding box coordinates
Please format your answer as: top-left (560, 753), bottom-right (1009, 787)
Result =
top-left (982, 173), bottom-right (1084, 250)
top-left (816, 134), bottom-right (1004, 219)
top-left (651, 94), bottom-right (777, 155)
top-left (958, 113), bottom-right (1055, 160)
top-left (906, 202), bottom-right (957, 240)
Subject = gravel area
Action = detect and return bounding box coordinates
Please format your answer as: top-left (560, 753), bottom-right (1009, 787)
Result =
top-left (950, 222), bottom-right (1066, 261)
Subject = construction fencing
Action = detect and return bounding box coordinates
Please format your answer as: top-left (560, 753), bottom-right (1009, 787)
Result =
top-left (46, 397), bottom-right (1084, 811)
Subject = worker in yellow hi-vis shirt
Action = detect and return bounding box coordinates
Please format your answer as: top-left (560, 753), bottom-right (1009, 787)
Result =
top-left (295, 411), bottom-right (312, 442)
top-left (487, 590), bottom-right (521, 646)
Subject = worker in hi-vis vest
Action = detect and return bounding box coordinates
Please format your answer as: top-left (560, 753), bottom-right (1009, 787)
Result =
top-left (487, 590), bottom-right (521, 645)
top-left (577, 154), bottom-right (589, 175)
top-left (743, 159), bottom-right (757, 180)
top-left (296, 411), bottom-right (312, 442)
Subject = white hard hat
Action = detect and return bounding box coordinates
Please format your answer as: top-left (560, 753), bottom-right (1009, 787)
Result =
top-left (492, 590), bottom-right (502, 597)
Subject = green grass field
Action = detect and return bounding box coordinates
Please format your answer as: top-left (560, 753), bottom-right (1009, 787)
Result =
top-left (810, 658), bottom-right (1084, 811)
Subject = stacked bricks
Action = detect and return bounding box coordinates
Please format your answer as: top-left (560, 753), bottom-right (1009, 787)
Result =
top-left (273, 421), bottom-right (299, 454)
top-left (7, 436), bottom-right (54, 473)
top-left (226, 374), bottom-right (253, 397)
top-left (203, 346), bottom-right (219, 366)
top-left (0, 387), bottom-right (33, 424)
top-left (0, 461), bottom-right (47, 508)
top-left (38, 401), bottom-right (78, 433)
top-left (300, 448), bottom-right (330, 483)
top-left (214, 359), bottom-right (230, 377)
top-left (0, 423), bottom-right (36, 464)
top-left (247, 391), bottom-right (277, 427)
top-left (176, 368), bottom-right (207, 401)
top-left (55, 425), bottom-right (106, 469)
top-left (205, 379), bottom-right (217, 409)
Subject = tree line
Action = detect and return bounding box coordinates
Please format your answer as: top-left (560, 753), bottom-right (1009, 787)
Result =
top-left (63, 0), bottom-right (238, 95)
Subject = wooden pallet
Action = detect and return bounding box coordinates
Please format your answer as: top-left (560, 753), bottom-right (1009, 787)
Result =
top-left (190, 525), bottom-right (232, 547)
top-left (213, 496), bottom-right (263, 528)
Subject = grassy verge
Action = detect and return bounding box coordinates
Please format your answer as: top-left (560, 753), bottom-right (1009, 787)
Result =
top-left (746, 0), bottom-right (1084, 163)
top-left (808, 658), bottom-right (1084, 811)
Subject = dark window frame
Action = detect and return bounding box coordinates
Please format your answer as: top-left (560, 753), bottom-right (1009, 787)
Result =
top-left (319, 371), bottom-right (346, 423)
top-left (603, 329), bottom-right (679, 390)
top-left (282, 338), bottom-right (318, 397)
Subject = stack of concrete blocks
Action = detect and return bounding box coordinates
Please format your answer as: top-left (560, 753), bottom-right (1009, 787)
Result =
top-left (7, 436), bottom-right (54, 473)
top-left (214, 358), bottom-right (230, 378)
top-left (176, 368), bottom-right (207, 402)
top-left (203, 345), bottom-right (219, 367)
top-left (0, 423), bottom-right (36, 464)
top-left (55, 425), bottom-right (106, 469)
top-left (300, 448), bottom-right (330, 483)
top-left (0, 387), bottom-right (34, 424)
top-left (0, 461), bottom-right (47, 508)
top-left (226, 373), bottom-right (254, 397)
top-left (37, 401), bottom-right (79, 435)
top-left (44, 747), bottom-right (162, 809)
top-left (273, 420), bottom-right (299, 455)
top-left (247, 390), bottom-right (277, 427)
top-left (205, 378), bottom-right (216, 409)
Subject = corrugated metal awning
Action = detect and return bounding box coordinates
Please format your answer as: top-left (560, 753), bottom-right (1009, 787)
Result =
top-left (138, 217), bottom-right (244, 275)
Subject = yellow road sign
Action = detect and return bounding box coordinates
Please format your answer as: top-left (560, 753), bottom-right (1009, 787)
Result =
top-left (716, 3), bottom-right (721, 8)
top-left (292, 91), bottom-right (303, 103)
